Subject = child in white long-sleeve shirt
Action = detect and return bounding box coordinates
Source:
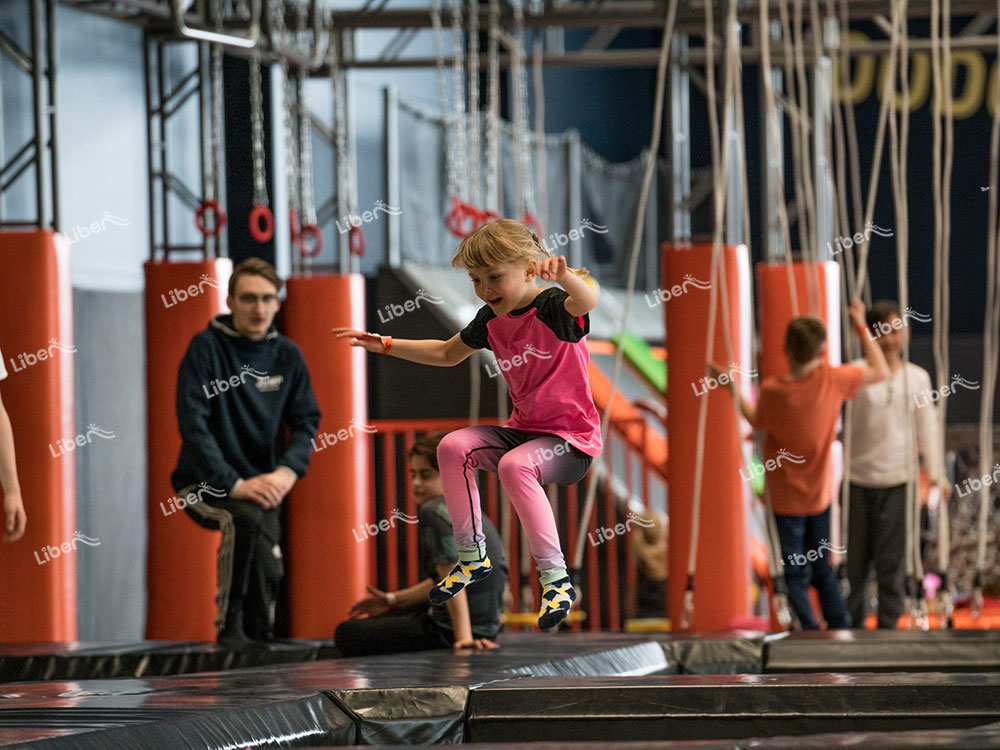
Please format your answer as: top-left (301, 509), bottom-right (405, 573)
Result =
top-left (846, 301), bottom-right (949, 628)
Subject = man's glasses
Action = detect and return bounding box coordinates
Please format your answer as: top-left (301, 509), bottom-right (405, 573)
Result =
top-left (237, 293), bottom-right (279, 306)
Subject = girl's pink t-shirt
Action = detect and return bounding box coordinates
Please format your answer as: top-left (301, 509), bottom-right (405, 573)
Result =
top-left (460, 287), bottom-right (603, 457)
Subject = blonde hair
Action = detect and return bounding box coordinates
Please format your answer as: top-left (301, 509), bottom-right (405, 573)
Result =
top-left (451, 218), bottom-right (589, 277)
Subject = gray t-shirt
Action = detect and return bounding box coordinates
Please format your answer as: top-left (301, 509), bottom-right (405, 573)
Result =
top-left (419, 496), bottom-right (507, 638)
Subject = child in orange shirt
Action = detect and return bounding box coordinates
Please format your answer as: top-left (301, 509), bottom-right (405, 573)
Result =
top-left (720, 300), bottom-right (889, 629)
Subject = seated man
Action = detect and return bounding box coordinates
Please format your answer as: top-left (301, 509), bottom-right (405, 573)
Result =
top-left (335, 432), bottom-right (507, 655)
top-left (0, 348), bottom-right (27, 543)
top-left (172, 258), bottom-right (320, 645)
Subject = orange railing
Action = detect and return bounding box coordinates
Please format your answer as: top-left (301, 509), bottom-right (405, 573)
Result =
top-left (362, 416), bottom-right (667, 631)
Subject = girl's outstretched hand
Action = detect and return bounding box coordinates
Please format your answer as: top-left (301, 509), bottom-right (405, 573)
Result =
top-left (537, 255), bottom-right (568, 282)
top-left (332, 327), bottom-right (384, 353)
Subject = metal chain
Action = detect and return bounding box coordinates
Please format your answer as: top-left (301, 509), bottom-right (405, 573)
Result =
top-left (467, 0), bottom-right (480, 205)
top-left (282, 59), bottom-right (300, 217)
top-left (485, 0), bottom-right (501, 212)
top-left (330, 33), bottom-right (357, 215)
top-left (249, 47), bottom-right (269, 205)
top-left (511, 0), bottom-right (535, 218)
top-left (429, 0), bottom-right (459, 200)
top-left (295, 2), bottom-right (316, 226)
top-left (297, 67), bottom-right (316, 225)
top-left (450, 0), bottom-right (468, 202)
top-left (207, 0), bottom-right (225, 203)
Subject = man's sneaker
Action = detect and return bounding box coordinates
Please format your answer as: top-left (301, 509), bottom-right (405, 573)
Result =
top-left (538, 576), bottom-right (576, 629)
top-left (429, 556), bottom-right (493, 605)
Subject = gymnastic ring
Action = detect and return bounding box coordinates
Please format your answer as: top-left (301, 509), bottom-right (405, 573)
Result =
top-left (298, 223), bottom-right (323, 258)
top-left (249, 204), bottom-right (274, 243)
top-left (521, 212), bottom-right (542, 238)
top-left (349, 224), bottom-right (366, 256)
top-left (195, 200), bottom-right (227, 237)
top-left (474, 208), bottom-right (499, 231)
top-left (289, 206), bottom-right (301, 244)
top-left (446, 196), bottom-right (474, 238)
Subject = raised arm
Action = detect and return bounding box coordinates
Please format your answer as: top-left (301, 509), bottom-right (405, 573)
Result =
top-left (332, 329), bottom-right (477, 367)
top-left (849, 300), bottom-right (890, 386)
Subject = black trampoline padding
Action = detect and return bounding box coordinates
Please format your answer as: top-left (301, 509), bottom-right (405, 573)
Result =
top-left (764, 629), bottom-right (1000, 673)
top-left (0, 639), bottom-right (332, 682)
top-left (656, 631), bottom-right (765, 674)
top-left (293, 720), bottom-right (1000, 748)
top-left (0, 633), bottom-right (667, 748)
top-left (465, 672), bottom-right (1000, 743)
top-left (0, 694), bottom-right (354, 750)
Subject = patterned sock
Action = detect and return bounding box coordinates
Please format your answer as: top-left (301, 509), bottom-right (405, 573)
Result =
top-left (429, 556), bottom-right (493, 606)
top-left (537, 573), bottom-right (576, 629)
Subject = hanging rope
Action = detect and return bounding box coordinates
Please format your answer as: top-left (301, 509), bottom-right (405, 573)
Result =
top-left (974, 0), bottom-right (1000, 620)
top-left (759, 0), bottom-right (800, 316)
top-left (196, 0), bottom-right (228, 247)
top-left (929, 0), bottom-right (955, 625)
top-left (570, 0), bottom-right (678, 577)
top-left (485, 0), bottom-right (501, 214)
top-left (248, 46), bottom-right (274, 243)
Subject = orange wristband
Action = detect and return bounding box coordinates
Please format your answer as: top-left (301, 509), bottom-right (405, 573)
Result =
top-left (854, 324), bottom-right (867, 338)
top-left (381, 335), bottom-right (393, 354)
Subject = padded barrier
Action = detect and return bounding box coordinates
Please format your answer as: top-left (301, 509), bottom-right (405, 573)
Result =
top-left (662, 243), bottom-right (752, 631)
top-left (0, 639), bottom-right (334, 683)
top-left (144, 260), bottom-right (232, 640)
top-left (325, 686), bottom-right (467, 745)
top-left (658, 632), bottom-right (766, 675)
top-left (282, 274), bottom-right (370, 638)
top-left (0, 231), bottom-right (76, 642)
top-left (764, 629), bottom-right (1000, 673)
top-left (611, 331), bottom-right (667, 394)
top-left (465, 672), bottom-right (1000, 743)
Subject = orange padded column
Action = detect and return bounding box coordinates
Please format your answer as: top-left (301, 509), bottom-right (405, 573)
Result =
top-left (0, 231), bottom-right (76, 641)
top-left (756, 261), bottom-right (841, 379)
top-left (663, 242), bottom-right (752, 631)
top-left (144, 259), bottom-right (232, 640)
top-left (282, 274), bottom-right (370, 637)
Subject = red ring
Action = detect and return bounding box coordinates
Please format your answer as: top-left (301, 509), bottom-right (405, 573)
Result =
top-left (249, 204), bottom-right (274, 243)
top-left (521, 212), bottom-right (542, 237)
top-left (298, 223), bottom-right (323, 258)
top-left (349, 224), bottom-right (365, 256)
top-left (289, 206), bottom-right (301, 244)
top-left (195, 200), bottom-right (227, 237)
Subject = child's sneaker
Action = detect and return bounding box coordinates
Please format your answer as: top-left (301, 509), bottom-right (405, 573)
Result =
top-left (429, 557), bottom-right (493, 605)
top-left (538, 576), bottom-right (576, 629)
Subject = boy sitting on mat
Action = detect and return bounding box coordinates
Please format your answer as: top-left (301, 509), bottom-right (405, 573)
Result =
top-left (0, 349), bottom-right (27, 543)
top-left (717, 300), bottom-right (889, 629)
top-left (335, 432), bottom-right (507, 655)
top-left (846, 300), bottom-right (948, 629)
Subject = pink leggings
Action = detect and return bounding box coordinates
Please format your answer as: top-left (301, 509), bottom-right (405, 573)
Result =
top-left (436, 425), bottom-right (593, 571)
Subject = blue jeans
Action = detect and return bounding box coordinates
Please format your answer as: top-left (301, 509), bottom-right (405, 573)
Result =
top-left (775, 507), bottom-right (851, 629)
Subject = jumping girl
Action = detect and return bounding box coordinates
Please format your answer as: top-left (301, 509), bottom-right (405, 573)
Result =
top-left (333, 218), bottom-right (602, 629)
